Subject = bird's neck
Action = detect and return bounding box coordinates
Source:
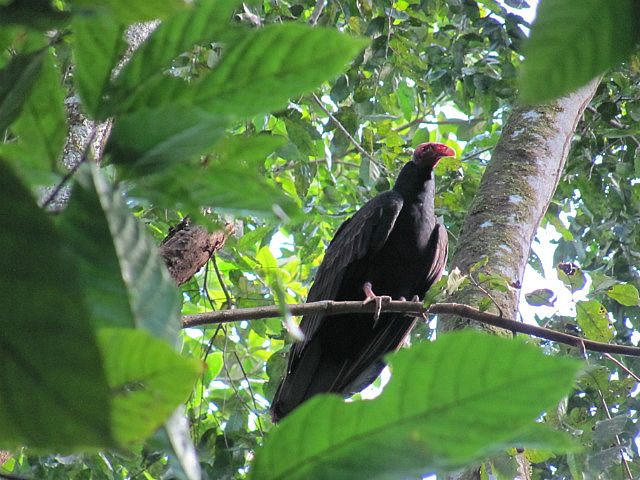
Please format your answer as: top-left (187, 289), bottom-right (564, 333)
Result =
top-left (393, 162), bottom-right (435, 212)
top-left (392, 163), bottom-right (436, 248)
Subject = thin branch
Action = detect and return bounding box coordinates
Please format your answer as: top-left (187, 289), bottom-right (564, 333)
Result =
top-left (604, 353), bottom-right (640, 383)
top-left (41, 130), bottom-right (97, 210)
top-left (308, 0), bottom-right (325, 25)
top-left (311, 93), bottom-right (377, 163)
top-left (588, 368), bottom-right (634, 480)
top-left (182, 300), bottom-right (640, 358)
top-left (393, 117), bottom-right (481, 133)
top-left (0, 472), bottom-right (29, 480)
top-left (460, 146), bottom-right (493, 162)
top-left (232, 351), bottom-right (264, 436)
top-left (212, 255), bottom-right (234, 308)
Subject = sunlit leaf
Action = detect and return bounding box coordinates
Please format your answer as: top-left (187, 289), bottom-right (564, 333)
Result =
top-left (107, 0), bottom-right (240, 116)
top-left (252, 331), bottom-right (581, 480)
top-left (575, 300), bottom-right (613, 342)
top-left (605, 283), bottom-right (639, 307)
top-left (99, 328), bottom-right (202, 444)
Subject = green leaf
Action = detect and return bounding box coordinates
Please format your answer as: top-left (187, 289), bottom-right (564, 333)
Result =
top-left (593, 415), bottom-right (628, 446)
top-left (72, 12), bottom-right (127, 117)
top-left (0, 0), bottom-right (70, 30)
top-left (106, 105), bottom-right (229, 175)
top-left (520, 0), bottom-right (640, 102)
top-left (0, 161), bottom-right (111, 450)
top-left (57, 167), bottom-right (182, 342)
top-left (0, 49), bottom-right (44, 132)
top-left (576, 300), bottom-right (613, 342)
top-left (131, 134), bottom-right (298, 217)
top-left (525, 288), bottom-right (556, 307)
top-left (107, 0), bottom-right (240, 116)
top-left (0, 49), bottom-right (66, 183)
top-left (68, 0), bottom-right (187, 23)
top-left (252, 331), bottom-right (581, 479)
top-left (606, 283), bottom-right (640, 307)
top-left (556, 262), bottom-right (586, 292)
top-left (192, 24), bottom-right (368, 117)
top-left (98, 328), bottom-right (202, 444)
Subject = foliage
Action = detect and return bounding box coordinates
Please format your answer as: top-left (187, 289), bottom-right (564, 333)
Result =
top-left (252, 331), bottom-right (580, 480)
top-left (520, 0), bottom-right (640, 102)
top-left (0, 0), bottom-right (640, 479)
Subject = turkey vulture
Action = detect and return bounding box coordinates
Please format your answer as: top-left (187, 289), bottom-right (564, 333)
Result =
top-left (270, 142), bottom-right (453, 422)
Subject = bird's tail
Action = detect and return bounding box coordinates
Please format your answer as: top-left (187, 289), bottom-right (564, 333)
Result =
top-left (270, 342), bottom-right (345, 422)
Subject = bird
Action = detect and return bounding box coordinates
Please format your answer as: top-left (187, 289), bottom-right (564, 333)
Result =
top-left (270, 142), bottom-right (453, 422)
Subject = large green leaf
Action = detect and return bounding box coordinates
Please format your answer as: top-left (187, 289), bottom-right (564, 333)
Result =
top-left (98, 328), bottom-right (202, 444)
top-left (606, 283), bottom-right (640, 307)
top-left (0, 161), bottom-right (111, 450)
top-left (131, 134), bottom-right (298, 217)
top-left (57, 167), bottom-right (182, 342)
top-left (0, 49), bottom-right (66, 183)
top-left (575, 300), bottom-right (613, 342)
top-left (106, 105), bottom-right (229, 175)
top-left (193, 24), bottom-right (368, 117)
top-left (72, 12), bottom-right (127, 118)
top-left (0, 0), bottom-right (70, 30)
top-left (251, 331), bottom-right (581, 480)
top-left (520, 0), bottom-right (640, 102)
top-left (67, 0), bottom-right (187, 23)
top-left (0, 49), bottom-right (44, 132)
top-left (123, 24), bottom-right (368, 118)
top-left (106, 0), bottom-right (240, 116)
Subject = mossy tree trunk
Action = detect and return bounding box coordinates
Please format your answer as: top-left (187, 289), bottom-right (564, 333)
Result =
top-left (440, 80), bottom-right (599, 335)
top-left (440, 79), bottom-right (600, 479)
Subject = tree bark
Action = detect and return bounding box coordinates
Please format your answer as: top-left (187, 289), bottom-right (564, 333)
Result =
top-left (160, 218), bottom-right (234, 285)
top-left (438, 81), bottom-right (600, 480)
top-left (439, 80), bottom-right (599, 334)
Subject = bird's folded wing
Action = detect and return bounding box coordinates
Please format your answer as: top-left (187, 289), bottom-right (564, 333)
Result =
top-left (419, 223), bottom-right (448, 293)
top-left (290, 190), bottom-right (404, 360)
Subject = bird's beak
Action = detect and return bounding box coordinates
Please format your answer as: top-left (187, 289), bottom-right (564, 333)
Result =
top-left (438, 145), bottom-right (456, 158)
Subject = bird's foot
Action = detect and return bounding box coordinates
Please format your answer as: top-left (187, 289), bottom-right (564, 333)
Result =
top-left (399, 295), bottom-right (421, 302)
top-left (362, 282), bottom-right (392, 324)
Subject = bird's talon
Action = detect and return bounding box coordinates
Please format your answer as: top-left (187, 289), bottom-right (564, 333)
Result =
top-left (411, 295), bottom-right (420, 302)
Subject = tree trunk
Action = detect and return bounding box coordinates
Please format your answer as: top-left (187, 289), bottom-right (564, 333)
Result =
top-left (439, 80), bottom-right (599, 335)
top-left (439, 79), bottom-right (599, 480)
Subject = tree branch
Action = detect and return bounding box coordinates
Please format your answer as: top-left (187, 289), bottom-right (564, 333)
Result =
top-left (308, 0), bottom-right (325, 25)
top-left (181, 300), bottom-right (640, 357)
top-left (311, 93), bottom-right (377, 163)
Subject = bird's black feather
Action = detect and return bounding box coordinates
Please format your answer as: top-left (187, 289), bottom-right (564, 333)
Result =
top-left (271, 153), bottom-right (449, 422)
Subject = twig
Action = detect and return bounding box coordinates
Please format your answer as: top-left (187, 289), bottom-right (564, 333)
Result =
top-left (232, 351), bottom-right (264, 436)
top-left (588, 368), bottom-right (634, 480)
top-left (308, 0), bottom-right (325, 25)
top-left (393, 117), bottom-right (481, 133)
top-left (182, 300), bottom-right (640, 357)
top-left (460, 146), bottom-right (493, 162)
top-left (212, 255), bottom-right (234, 309)
top-left (604, 353), bottom-right (640, 383)
top-left (41, 130), bottom-right (97, 210)
top-left (0, 472), bottom-right (29, 480)
top-left (311, 93), bottom-right (377, 163)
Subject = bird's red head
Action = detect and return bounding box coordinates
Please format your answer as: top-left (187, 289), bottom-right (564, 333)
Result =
top-left (412, 142), bottom-right (456, 168)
